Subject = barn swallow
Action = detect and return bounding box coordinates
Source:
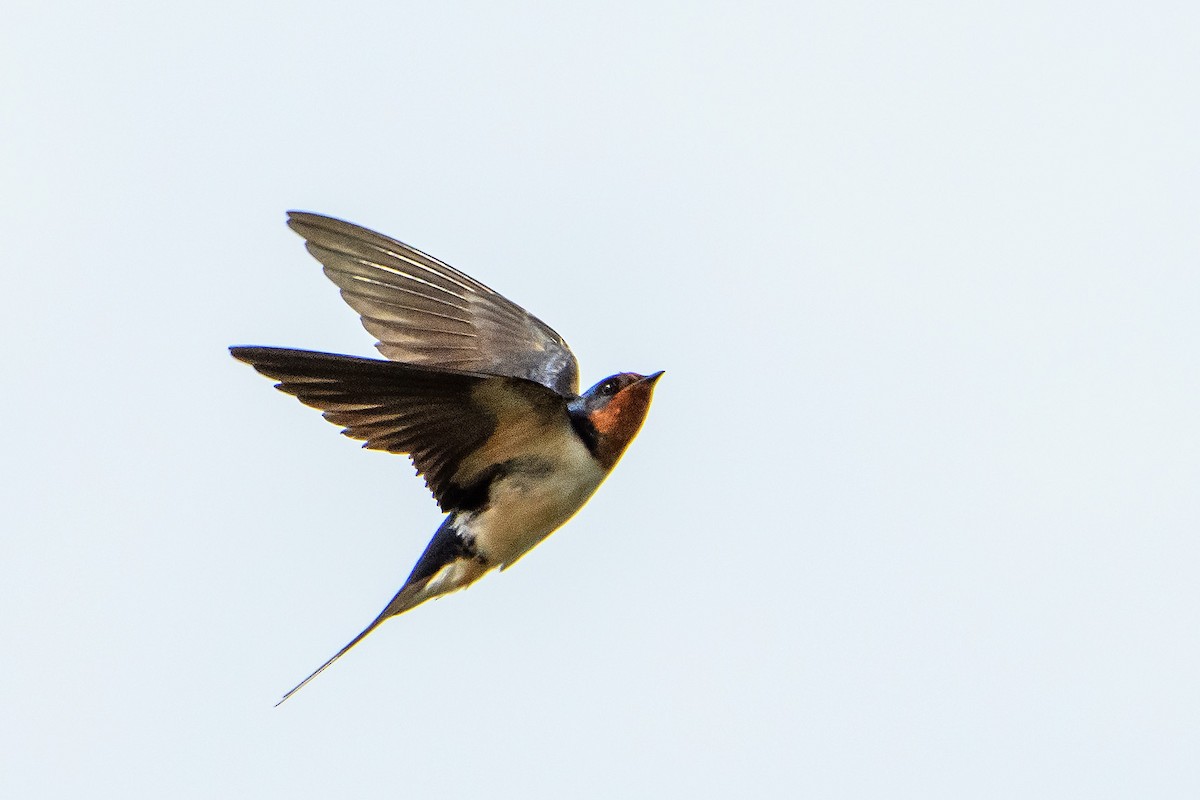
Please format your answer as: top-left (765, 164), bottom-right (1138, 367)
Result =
top-left (231, 212), bottom-right (662, 704)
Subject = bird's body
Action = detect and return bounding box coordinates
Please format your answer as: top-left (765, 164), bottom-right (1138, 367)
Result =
top-left (231, 213), bottom-right (661, 703)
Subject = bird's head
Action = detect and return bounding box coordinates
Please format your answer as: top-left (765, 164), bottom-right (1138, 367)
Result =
top-left (569, 371), bottom-right (664, 469)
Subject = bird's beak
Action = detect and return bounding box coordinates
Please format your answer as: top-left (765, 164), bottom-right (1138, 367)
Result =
top-left (640, 371), bottom-right (665, 386)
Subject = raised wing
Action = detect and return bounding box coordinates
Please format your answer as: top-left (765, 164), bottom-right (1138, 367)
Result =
top-left (230, 347), bottom-right (565, 511)
top-left (286, 212), bottom-right (580, 397)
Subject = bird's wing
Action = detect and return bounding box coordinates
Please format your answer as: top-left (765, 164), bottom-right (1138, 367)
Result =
top-left (285, 212), bottom-right (580, 397)
top-left (230, 347), bottom-right (566, 511)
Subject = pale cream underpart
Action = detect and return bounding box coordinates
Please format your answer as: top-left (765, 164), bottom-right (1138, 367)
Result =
top-left (416, 381), bottom-right (608, 603)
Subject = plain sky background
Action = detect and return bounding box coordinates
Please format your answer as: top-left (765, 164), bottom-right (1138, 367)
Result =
top-left (4, 2), bottom-right (1198, 797)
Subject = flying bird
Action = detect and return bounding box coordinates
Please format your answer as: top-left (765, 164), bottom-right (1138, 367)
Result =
top-left (231, 212), bottom-right (663, 704)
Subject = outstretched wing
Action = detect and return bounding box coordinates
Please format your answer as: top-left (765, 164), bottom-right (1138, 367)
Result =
top-left (230, 347), bottom-right (565, 511)
top-left (286, 212), bottom-right (580, 397)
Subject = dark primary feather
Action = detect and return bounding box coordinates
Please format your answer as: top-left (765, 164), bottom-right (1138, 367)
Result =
top-left (286, 212), bottom-right (580, 396)
top-left (231, 347), bottom-right (503, 510)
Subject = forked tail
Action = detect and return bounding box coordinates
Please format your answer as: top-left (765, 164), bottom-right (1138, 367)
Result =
top-left (275, 543), bottom-right (490, 705)
top-left (275, 581), bottom-right (427, 706)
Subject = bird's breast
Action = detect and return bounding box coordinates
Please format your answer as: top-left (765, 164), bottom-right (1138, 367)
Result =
top-left (464, 422), bottom-right (607, 569)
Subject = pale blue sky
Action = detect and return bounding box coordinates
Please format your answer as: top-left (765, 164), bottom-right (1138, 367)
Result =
top-left (4, 2), bottom-right (1198, 797)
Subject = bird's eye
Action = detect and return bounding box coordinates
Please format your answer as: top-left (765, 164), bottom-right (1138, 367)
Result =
top-left (601, 381), bottom-right (617, 395)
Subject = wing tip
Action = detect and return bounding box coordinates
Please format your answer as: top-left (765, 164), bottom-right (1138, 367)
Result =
top-left (286, 211), bottom-right (356, 245)
top-left (230, 345), bottom-right (262, 365)
top-left (285, 209), bottom-right (328, 227)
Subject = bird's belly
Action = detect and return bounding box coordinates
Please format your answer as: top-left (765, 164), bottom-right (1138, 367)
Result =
top-left (472, 455), bottom-right (607, 568)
